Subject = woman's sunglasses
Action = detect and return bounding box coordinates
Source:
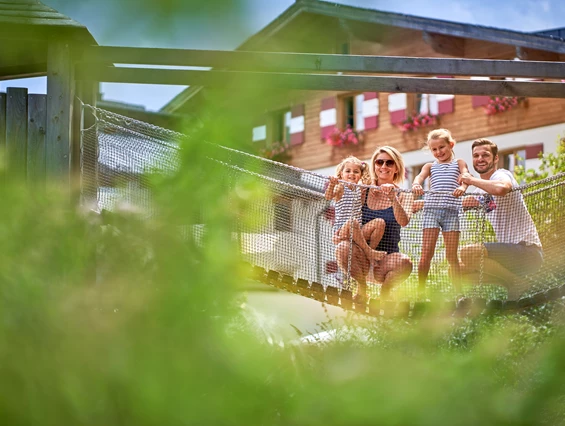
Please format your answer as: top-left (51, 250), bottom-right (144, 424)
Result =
top-left (375, 159), bottom-right (395, 167)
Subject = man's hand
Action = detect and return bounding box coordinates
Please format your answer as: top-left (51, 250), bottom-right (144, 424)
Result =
top-left (459, 172), bottom-right (474, 186)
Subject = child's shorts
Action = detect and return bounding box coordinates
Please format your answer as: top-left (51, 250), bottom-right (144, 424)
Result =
top-left (484, 242), bottom-right (544, 276)
top-left (422, 208), bottom-right (460, 232)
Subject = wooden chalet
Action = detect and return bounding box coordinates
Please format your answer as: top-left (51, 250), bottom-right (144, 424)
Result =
top-left (161, 0), bottom-right (565, 182)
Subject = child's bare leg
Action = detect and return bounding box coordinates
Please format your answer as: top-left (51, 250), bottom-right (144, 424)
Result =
top-left (418, 228), bottom-right (440, 290)
top-left (335, 240), bottom-right (369, 299)
top-left (362, 218), bottom-right (385, 249)
top-left (443, 231), bottom-right (462, 294)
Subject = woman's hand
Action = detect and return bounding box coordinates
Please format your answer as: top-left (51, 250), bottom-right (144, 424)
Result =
top-left (379, 183), bottom-right (397, 201)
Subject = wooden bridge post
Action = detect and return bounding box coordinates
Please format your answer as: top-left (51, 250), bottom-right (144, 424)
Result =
top-left (46, 37), bottom-right (75, 191)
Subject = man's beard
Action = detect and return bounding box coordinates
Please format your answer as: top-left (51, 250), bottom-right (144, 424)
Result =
top-left (474, 161), bottom-right (494, 174)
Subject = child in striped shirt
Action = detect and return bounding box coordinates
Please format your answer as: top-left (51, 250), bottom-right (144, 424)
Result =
top-left (412, 128), bottom-right (469, 295)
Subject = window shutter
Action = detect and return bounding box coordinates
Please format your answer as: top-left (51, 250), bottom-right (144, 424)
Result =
top-left (470, 76), bottom-right (490, 108)
top-left (525, 143), bottom-right (543, 160)
top-left (319, 97), bottom-right (337, 140)
top-left (355, 94), bottom-right (365, 131)
top-left (388, 93), bottom-right (406, 124)
top-left (424, 76), bottom-right (455, 114)
top-left (289, 104), bottom-right (305, 145)
top-left (361, 92), bottom-right (379, 130)
top-left (437, 94), bottom-right (455, 114)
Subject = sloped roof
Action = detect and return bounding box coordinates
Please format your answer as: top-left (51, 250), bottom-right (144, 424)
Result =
top-left (533, 27), bottom-right (565, 41)
top-left (0, 0), bottom-right (94, 41)
top-left (161, 0), bottom-right (565, 114)
top-left (0, 0), bottom-right (97, 79)
top-left (240, 0), bottom-right (565, 54)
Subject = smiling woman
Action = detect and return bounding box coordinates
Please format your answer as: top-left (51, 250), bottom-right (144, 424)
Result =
top-left (333, 146), bottom-right (414, 302)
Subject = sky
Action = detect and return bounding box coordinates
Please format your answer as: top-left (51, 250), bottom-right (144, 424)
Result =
top-left (1, 0), bottom-right (563, 112)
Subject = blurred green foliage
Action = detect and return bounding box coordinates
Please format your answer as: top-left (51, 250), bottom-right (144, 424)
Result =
top-left (515, 135), bottom-right (565, 183)
top-left (1, 2), bottom-right (565, 424)
top-left (1, 121), bottom-right (565, 425)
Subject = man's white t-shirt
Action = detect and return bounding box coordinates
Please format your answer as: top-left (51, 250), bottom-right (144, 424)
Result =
top-left (477, 169), bottom-right (541, 248)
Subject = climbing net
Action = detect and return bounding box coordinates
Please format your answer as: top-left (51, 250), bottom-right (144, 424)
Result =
top-left (81, 106), bottom-right (565, 315)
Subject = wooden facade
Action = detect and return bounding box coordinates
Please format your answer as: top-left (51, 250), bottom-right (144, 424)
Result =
top-left (247, 23), bottom-right (565, 171)
top-left (162, 0), bottom-right (565, 173)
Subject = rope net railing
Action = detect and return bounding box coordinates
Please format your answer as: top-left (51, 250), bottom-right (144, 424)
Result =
top-left (81, 106), bottom-right (565, 316)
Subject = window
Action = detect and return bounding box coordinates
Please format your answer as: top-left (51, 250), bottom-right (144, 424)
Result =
top-left (339, 93), bottom-right (367, 130)
top-left (499, 148), bottom-right (526, 176)
top-left (271, 109), bottom-right (291, 145)
top-left (342, 95), bottom-right (355, 128)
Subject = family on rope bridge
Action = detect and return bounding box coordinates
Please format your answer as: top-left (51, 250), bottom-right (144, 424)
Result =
top-left (325, 128), bottom-right (543, 304)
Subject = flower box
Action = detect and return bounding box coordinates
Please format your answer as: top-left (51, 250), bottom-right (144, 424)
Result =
top-left (325, 125), bottom-right (363, 146)
top-left (484, 96), bottom-right (527, 115)
top-left (398, 113), bottom-right (437, 132)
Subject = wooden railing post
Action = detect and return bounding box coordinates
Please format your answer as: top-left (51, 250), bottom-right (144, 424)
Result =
top-left (27, 94), bottom-right (47, 186)
top-left (0, 91), bottom-right (6, 174)
top-left (5, 87), bottom-right (28, 180)
top-left (74, 80), bottom-right (99, 208)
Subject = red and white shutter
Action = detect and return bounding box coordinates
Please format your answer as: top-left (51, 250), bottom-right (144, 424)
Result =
top-left (289, 104), bottom-right (305, 145)
top-left (470, 76), bottom-right (490, 108)
top-left (525, 143), bottom-right (543, 160)
top-left (436, 94), bottom-right (455, 114)
top-left (388, 93), bottom-right (406, 124)
top-left (320, 97), bottom-right (337, 140)
top-left (423, 77), bottom-right (454, 115)
top-left (355, 92), bottom-right (379, 131)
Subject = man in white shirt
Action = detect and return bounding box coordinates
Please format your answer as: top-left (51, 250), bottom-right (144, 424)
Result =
top-left (459, 138), bottom-right (543, 300)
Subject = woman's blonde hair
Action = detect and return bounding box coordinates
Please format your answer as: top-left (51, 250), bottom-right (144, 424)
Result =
top-left (369, 146), bottom-right (405, 185)
top-left (426, 128), bottom-right (456, 160)
top-left (335, 155), bottom-right (371, 184)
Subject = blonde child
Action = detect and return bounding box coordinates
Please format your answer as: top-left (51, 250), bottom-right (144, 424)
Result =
top-left (412, 129), bottom-right (469, 295)
top-left (325, 156), bottom-right (385, 267)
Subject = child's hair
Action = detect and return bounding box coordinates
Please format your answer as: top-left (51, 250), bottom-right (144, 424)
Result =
top-left (426, 128), bottom-right (456, 160)
top-left (369, 146), bottom-right (405, 185)
top-left (335, 155), bottom-right (371, 184)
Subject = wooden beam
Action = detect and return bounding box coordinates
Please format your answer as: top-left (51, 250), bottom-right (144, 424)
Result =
top-left (516, 47), bottom-right (560, 62)
top-left (0, 64), bottom-right (46, 81)
top-left (46, 38), bottom-right (74, 189)
top-left (422, 31), bottom-right (465, 57)
top-left (78, 46), bottom-right (565, 79)
top-left (75, 65), bottom-right (565, 98)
